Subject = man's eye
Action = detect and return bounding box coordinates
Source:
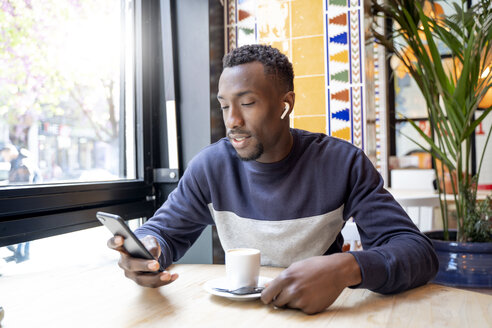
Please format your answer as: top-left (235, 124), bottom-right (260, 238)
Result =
top-left (221, 106), bottom-right (229, 110)
top-left (242, 102), bottom-right (255, 106)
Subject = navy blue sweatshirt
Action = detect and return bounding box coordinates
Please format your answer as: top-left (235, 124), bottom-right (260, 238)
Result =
top-left (136, 128), bottom-right (438, 294)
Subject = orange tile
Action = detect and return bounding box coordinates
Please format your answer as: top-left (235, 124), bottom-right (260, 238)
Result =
top-left (292, 36), bottom-right (324, 76)
top-left (293, 116), bottom-right (327, 134)
top-left (257, 1), bottom-right (290, 41)
top-left (293, 76), bottom-right (326, 116)
top-left (292, 0), bottom-right (323, 38)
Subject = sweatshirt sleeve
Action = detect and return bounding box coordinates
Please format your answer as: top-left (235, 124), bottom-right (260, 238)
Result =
top-left (134, 161), bottom-right (214, 269)
top-left (343, 150), bottom-right (438, 294)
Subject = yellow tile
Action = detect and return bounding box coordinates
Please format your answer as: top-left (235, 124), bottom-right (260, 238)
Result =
top-left (292, 36), bottom-right (324, 76)
top-left (264, 40), bottom-right (291, 61)
top-left (292, 0), bottom-right (323, 38)
top-left (332, 127), bottom-right (351, 141)
top-left (257, 1), bottom-right (290, 41)
top-left (293, 76), bottom-right (326, 116)
top-left (293, 116), bottom-right (326, 134)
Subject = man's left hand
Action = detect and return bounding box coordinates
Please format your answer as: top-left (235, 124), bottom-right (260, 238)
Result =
top-left (261, 253), bottom-right (362, 314)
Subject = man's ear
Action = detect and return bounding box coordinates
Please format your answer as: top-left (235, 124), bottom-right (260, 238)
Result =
top-left (281, 91), bottom-right (295, 119)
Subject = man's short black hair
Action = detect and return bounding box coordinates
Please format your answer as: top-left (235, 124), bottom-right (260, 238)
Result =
top-left (222, 44), bottom-right (294, 92)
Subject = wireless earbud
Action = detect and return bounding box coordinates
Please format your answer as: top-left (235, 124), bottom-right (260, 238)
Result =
top-left (281, 103), bottom-right (290, 119)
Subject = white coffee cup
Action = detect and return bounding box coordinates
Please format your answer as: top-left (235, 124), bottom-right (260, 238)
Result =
top-left (225, 248), bottom-right (261, 290)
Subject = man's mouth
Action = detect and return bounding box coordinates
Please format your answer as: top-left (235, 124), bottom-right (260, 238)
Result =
top-left (229, 135), bottom-right (250, 145)
top-left (231, 136), bottom-right (247, 142)
top-left (228, 131), bottom-right (251, 148)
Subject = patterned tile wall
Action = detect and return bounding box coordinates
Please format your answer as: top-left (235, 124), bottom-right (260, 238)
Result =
top-left (324, 0), bottom-right (364, 148)
top-left (363, 7), bottom-right (388, 181)
top-left (372, 31), bottom-right (388, 181)
top-left (224, 0), bottom-right (368, 152)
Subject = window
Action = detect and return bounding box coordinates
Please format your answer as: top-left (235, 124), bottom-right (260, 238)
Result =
top-left (390, 1), bottom-right (459, 160)
top-left (0, 0), bottom-right (162, 247)
top-left (1, 0), bottom-right (135, 185)
top-left (386, 0), bottom-right (489, 180)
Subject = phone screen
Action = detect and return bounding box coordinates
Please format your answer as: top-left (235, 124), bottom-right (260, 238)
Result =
top-left (96, 211), bottom-right (164, 272)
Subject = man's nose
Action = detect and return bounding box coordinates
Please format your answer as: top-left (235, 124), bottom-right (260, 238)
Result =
top-left (224, 105), bottom-right (244, 129)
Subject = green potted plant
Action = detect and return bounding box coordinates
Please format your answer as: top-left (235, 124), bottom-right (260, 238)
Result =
top-left (370, 0), bottom-right (491, 287)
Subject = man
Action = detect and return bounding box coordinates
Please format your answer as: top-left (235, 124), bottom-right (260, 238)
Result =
top-left (1, 143), bottom-right (41, 263)
top-left (0, 144), bottom-right (41, 184)
top-left (108, 44), bottom-right (438, 314)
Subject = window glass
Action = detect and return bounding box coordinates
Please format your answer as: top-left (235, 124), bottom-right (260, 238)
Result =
top-left (392, 0), bottom-right (462, 159)
top-left (394, 74), bottom-right (428, 119)
top-left (0, 0), bottom-right (135, 186)
top-left (395, 120), bottom-right (430, 157)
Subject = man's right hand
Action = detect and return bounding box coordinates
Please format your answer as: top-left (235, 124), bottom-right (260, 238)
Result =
top-left (107, 235), bottom-right (179, 288)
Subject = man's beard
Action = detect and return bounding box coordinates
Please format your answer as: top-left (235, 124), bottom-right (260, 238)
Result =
top-left (237, 142), bottom-right (264, 161)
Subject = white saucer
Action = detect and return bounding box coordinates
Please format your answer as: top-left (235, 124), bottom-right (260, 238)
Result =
top-left (203, 276), bottom-right (272, 301)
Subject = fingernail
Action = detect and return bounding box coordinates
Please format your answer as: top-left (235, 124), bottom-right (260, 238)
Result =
top-left (148, 261), bottom-right (159, 270)
top-left (160, 272), bottom-right (171, 281)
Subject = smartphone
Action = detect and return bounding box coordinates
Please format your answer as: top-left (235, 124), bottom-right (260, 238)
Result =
top-left (96, 211), bottom-right (164, 272)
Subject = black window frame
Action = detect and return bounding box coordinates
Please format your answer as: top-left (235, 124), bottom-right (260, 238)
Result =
top-left (0, 0), bottom-right (164, 247)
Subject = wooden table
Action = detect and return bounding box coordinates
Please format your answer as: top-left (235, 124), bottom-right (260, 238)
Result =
top-left (0, 262), bottom-right (491, 327)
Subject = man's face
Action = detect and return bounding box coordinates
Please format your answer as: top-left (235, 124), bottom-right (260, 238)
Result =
top-left (217, 62), bottom-right (292, 163)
